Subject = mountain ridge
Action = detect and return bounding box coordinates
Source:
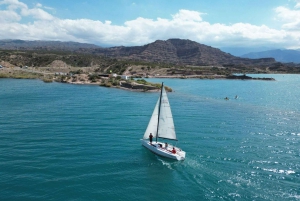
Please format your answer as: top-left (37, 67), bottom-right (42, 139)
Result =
top-left (241, 49), bottom-right (300, 63)
top-left (0, 39), bottom-right (100, 51)
top-left (89, 38), bottom-right (277, 67)
top-left (0, 38), bottom-right (298, 68)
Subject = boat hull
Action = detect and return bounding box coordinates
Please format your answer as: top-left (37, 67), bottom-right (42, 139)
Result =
top-left (141, 139), bottom-right (186, 161)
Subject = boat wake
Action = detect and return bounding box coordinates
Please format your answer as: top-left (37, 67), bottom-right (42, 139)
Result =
top-left (157, 158), bottom-right (174, 170)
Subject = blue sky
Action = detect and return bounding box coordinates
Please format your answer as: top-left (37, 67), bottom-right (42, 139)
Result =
top-left (17, 0), bottom-right (291, 26)
top-left (1, 0), bottom-right (300, 53)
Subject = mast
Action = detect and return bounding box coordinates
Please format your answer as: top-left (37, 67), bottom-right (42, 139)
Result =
top-left (155, 82), bottom-right (163, 143)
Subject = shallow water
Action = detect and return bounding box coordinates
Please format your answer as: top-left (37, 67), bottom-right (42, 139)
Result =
top-left (1, 75), bottom-right (299, 200)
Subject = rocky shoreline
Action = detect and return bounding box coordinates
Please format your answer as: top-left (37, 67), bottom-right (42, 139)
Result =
top-left (225, 74), bottom-right (275, 81)
top-left (0, 66), bottom-right (276, 93)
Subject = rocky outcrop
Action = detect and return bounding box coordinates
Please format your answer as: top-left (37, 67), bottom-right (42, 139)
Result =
top-left (120, 81), bottom-right (158, 91)
top-left (226, 74), bottom-right (275, 80)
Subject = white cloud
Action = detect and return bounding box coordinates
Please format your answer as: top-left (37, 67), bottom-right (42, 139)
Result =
top-left (172, 9), bottom-right (204, 22)
top-left (0, 0), bottom-right (54, 21)
top-left (0, 0), bottom-right (300, 49)
top-left (295, 0), bottom-right (300, 8)
top-left (0, 10), bottom-right (21, 22)
top-left (20, 7), bottom-right (54, 21)
top-left (275, 6), bottom-right (300, 30)
top-left (0, 0), bottom-right (27, 10)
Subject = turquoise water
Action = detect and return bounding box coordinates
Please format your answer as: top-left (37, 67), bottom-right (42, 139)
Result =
top-left (0, 75), bottom-right (299, 200)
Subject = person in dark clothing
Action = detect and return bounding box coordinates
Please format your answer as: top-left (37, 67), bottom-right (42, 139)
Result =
top-left (149, 133), bottom-right (153, 144)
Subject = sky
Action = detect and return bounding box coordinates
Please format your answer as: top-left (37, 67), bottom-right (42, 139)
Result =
top-left (0, 0), bottom-right (300, 53)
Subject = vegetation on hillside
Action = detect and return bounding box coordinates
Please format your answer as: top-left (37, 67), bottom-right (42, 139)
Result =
top-left (1, 49), bottom-right (300, 75)
top-left (0, 69), bottom-right (43, 79)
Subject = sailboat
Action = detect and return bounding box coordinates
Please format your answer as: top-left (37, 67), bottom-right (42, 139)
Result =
top-left (141, 82), bottom-right (186, 161)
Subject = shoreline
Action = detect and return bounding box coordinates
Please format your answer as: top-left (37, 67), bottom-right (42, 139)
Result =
top-left (0, 67), bottom-right (276, 92)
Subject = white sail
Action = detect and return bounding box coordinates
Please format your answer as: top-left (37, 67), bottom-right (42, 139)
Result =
top-left (143, 99), bottom-right (159, 139)
top-left (157, 87), bottom-right (177, 140)
top-left (143, 86), bottom-right (177, 140)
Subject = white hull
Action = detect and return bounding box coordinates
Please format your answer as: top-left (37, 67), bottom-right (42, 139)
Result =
top-left (141, 139), bottom-right (186, 161)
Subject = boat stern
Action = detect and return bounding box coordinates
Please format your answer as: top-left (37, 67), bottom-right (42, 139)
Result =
top-left (176, 150), bottom-right (186, 161)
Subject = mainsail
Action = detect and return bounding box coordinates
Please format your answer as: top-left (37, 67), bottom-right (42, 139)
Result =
top-left (143, 85), bottom-right (177, 141)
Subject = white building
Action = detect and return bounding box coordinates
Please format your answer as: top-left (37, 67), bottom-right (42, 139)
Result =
top-left (121, 75), bottom-right (129, 80)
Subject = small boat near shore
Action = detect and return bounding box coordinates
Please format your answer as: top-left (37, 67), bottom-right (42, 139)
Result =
top-left (141, 82), bottom-right (186, 161)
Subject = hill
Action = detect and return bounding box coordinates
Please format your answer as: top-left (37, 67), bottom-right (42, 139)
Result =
top-left (90, 39), bottom-right (278, 67)
top-left (241, 49), bottom-right (300, 64)
top-left (0, 39), bottom-right (99, 51)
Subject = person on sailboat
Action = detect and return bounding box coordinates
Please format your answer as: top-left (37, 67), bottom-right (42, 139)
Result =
top-left (172, 147), bottom-right (176, 154)
top-left (149, 133), bottom-right (153, 144)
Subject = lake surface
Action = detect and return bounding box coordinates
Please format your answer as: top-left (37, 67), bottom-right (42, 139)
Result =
top-left (0, 75), bottom-right (299, 200)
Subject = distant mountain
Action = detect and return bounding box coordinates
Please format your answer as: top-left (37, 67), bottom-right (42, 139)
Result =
top-left (0, 38), bottom-right (286, 67)
top-left (241, 49), bottom-right (300, 63)
top-left (0, 39), bottom-right (100, 51)
top-left (220, 46), bottom-right (275, 57)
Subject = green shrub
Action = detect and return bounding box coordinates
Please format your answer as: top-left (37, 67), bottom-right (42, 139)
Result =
top-left (136, 79), bottom-right (147, 84)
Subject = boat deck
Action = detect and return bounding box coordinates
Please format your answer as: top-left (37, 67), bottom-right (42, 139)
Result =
top-left (141, 140), bottom-right (186, 161)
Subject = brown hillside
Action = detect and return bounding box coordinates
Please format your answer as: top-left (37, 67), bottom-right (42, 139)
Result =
top-left (91, 39), bottom-right (276, 67)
